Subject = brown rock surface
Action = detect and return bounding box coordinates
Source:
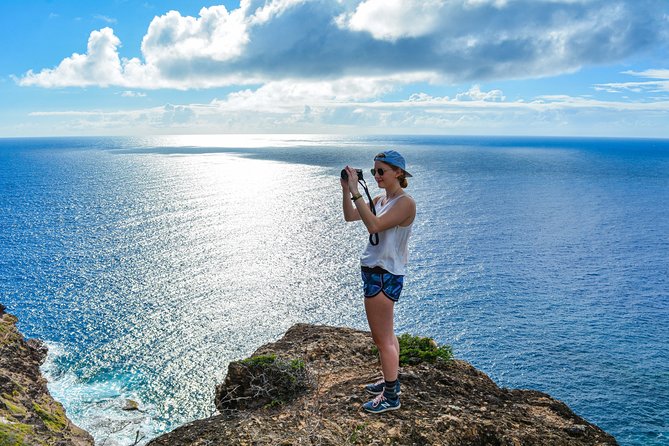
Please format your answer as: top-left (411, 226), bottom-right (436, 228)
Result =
top-left (149, 323), bottom-right (618, 446)
top-left (0, 304), bottom-right (94, 446)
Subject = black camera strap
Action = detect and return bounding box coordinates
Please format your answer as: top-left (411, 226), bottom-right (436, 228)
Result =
top-left (358, 178), bottom-right (379, 246)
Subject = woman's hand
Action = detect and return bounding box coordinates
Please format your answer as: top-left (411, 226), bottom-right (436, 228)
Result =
top-left (343, 166), bottom-right (360, 194)
top-left (341, 166), bottom-right (362, 222)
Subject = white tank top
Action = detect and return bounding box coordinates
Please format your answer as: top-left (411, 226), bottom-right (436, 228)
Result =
top-left (360, 193), bottom-right (413, 276)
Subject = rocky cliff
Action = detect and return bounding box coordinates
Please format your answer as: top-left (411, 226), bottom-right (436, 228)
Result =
top-left (149, 323), bottom-right (617, 446)
top-left (0, 304), bottom-right (93, 446)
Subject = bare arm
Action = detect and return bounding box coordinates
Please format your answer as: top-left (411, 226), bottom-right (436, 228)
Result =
top-left (342, 166), bottom-right (415, 234)
top-left (354, 194), bottom-right (415, 234)
top-left (341, 176), bottom-right (361, 221)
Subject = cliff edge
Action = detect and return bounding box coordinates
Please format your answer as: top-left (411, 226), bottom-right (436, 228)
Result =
top-left (149, 323), bottom-right (617, 446)
top-left (0, 304), bottom-right (93, 446)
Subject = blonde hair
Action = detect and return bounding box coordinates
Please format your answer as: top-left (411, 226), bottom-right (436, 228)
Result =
top-left (390, 165), bottom-right (409, 188)
top-left (399, 175), bottom-right (408, 188)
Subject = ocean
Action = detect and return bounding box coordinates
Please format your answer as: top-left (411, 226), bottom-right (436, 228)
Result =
top-left (0, 135), bottom-right (667, 445)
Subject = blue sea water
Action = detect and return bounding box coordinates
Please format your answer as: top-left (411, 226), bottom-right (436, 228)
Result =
top-left (1, 135), bottom-right (667, 445)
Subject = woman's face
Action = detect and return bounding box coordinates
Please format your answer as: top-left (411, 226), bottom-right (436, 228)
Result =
top-left (372, 161), bottom-right (399, 188)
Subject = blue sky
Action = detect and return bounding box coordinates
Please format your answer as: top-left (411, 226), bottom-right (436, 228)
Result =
top-left (1, 0), bottom-right (668, 137)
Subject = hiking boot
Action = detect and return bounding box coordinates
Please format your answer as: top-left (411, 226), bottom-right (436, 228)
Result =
top-left (362, 393), bottom-right (401, 414)
top-left (365, 379), bottom-right (401, 396)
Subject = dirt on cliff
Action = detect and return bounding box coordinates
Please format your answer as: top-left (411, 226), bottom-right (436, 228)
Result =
top-left (0, 304), bottom-right (94, 446)
top-left (149, 323), bottom-right (617, 446)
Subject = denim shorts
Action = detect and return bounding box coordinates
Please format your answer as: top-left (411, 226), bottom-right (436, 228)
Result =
top-left (361, 266), bottom-right (404, 302)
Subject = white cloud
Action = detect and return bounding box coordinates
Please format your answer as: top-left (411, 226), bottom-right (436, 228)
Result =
top-left (18, 25), bottom-right (247, 90)
top-left (20, 28), bottom-right (126, 88)
top-left (216, 73), bottom-right (434, 111)
top-left (406, 87), bottom-right (497, 104)
top-left (120, 90), bottom-right (147, 97)
top-left (161, 104), bottom-right (196, 125)
top-left (141, 6), bottom-right (248, 65)
top-left (25, 80), bottom-right (669, 138)
top-left (94, 14), bottom-right (117, 24)
top-left (624, 69), bottom-right (669, 79)
top-left (595, 69), bottom-right (669, 93)
top-left (465, 0), bottom-right (509, 6)
top-left (18, 0), bottom-right (669, 90)
top-left (456, 85), bottom-right (505, 101)
top-left (341, 0), bottom-right (444, 41)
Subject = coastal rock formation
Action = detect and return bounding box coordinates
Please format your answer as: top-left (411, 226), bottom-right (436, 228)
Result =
top-left (149, 323), bottom-right (618, 446)
top-left (0, 304), bottom-right (93, 446)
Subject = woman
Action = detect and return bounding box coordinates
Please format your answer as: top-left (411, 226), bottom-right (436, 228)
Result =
top-left (341, 150), bottom-right (416, 414)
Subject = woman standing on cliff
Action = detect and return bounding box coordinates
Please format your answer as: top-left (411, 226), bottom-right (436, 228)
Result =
top-left (341, 150), bottom-right (416, 414)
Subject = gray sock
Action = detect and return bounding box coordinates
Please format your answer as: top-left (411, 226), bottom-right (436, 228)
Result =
top-left (383, 379), bottom-right (398, 400)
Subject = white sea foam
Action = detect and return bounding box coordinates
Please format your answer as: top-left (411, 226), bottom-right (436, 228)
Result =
top-left (41, 342), bottom-right (161, 446)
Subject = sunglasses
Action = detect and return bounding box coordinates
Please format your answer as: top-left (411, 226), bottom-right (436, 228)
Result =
top-left (371, 168), bottom-right (390, 176)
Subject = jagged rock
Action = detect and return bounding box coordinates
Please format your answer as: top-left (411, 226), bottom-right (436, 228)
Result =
top-left (0, 309), bottom-right (94, 446)
top-left (149, 324), bottom-right (618, 446)
top-left (26, 338), bottom-right (48, 365)
top-left (123, 399), bottom-right (140, 411)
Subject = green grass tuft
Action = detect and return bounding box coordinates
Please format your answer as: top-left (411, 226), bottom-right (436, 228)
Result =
top-left (32, 402), bottom-right (67, 432)
top-left (1, 397), bottom-right (27, 416)
top-left (348, 422), bottom-right (368, 444)
top-left (0, 422), bottom-right (34, 446)
top-left (372, 334), bottom-right (454, 365)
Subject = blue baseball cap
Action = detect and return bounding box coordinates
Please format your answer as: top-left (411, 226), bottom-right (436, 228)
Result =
top-left (374, 150), bottom-right (412, 177)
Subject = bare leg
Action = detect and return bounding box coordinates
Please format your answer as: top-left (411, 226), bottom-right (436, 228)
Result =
top-left (364, 292), bottom-right (398, 382)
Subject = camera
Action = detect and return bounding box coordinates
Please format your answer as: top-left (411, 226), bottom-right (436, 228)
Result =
top-left (341, 168), bottom-right (363, 181)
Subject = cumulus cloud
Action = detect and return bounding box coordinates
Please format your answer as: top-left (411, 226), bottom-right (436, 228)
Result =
top-left (141, 6), bottom-right (248, 66)
top-left (455, 85), bottom-right (505, 102)
top-left (21, 27), bottom-right (126, 87)
top-left (19, 0), bottom-right (669, 90)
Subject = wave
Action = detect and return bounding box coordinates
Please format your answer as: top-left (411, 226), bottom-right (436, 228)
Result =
top-left (41, 341), bottom-right (164, 446)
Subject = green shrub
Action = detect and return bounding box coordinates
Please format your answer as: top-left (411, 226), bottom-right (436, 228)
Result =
top-left (371, 334), bottom-right (453, 365)
top-left (216, 354), bottom-right (310, 412)
top-left (240, 354), bottom-right (278, 367)
top-left (289, 359), bottom-right (305, 371)
top-left (398, 334), bottom-right (453, 365)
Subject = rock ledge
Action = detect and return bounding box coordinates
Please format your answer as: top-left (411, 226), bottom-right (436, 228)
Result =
top-left (149, 323), bottom-right (618, 446)
top-left (0, 304), bottom-right (93, 446)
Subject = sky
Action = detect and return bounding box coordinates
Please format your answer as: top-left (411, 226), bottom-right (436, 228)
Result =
top-left (1, 0), bottom-right (668, 138)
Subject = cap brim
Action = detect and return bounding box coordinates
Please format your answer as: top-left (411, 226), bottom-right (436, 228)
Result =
top-left (374, 156), bottom-right (412, 177)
